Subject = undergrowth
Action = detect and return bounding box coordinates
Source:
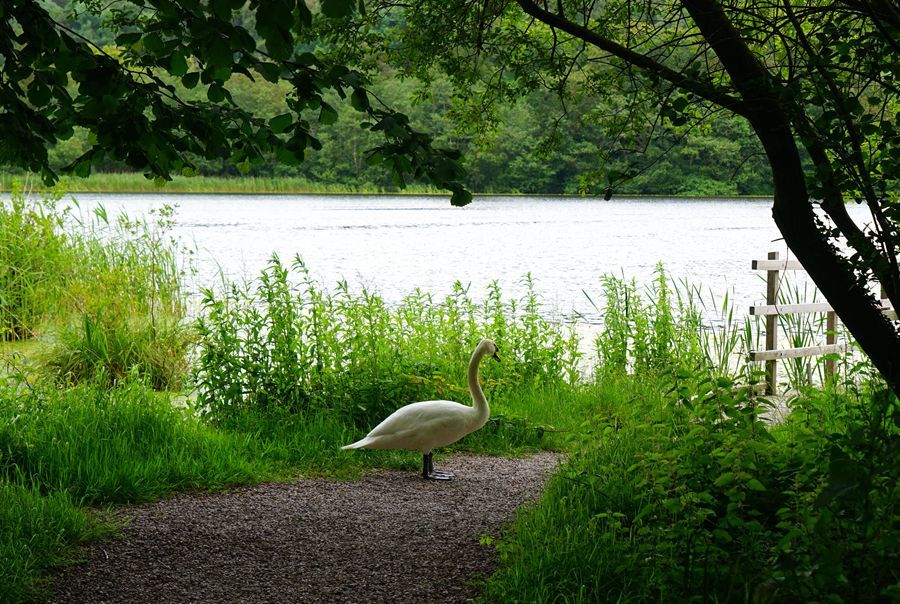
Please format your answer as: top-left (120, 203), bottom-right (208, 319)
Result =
top-left (2, 192), bottom-right (894, 603)
top-left (479, 293), bottom-right (898, 603)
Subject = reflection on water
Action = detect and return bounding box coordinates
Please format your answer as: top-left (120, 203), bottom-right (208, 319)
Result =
top-left (64, 194), bottom-right (868, 324)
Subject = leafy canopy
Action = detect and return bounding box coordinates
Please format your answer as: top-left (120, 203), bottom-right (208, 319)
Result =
top-left (0, 0), bottom-right (472, 204)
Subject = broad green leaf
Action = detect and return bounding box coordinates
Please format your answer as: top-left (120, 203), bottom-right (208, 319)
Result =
top-left (321, 0), bottom-right (356, 18)
top-left (115, 32), bottom-right (142, 46)
top-left (169, 52), bottom-right (188, 77)
top-left (210, 0), bottom-right (234, 20)
top-left (207, 84), bottom-right (226, 102)
top-left (746, 478), bottom-right (766, 491)
top-left (350, 88), bottom-right (369, 111)
top-left (269, 113), bottom-right (293, 134)
top-left (319, 104), bottom-right (338, 125)
top-left (143, 33), bottom-right (164, 55)
top-left (206, 37), bottom-right (233, 69)
top-left (714, 472), bottom-right (735, 487)
top-left (181, 72), bottom-right (200, 89)
top-left (256, 63), bottom-right (281, 83)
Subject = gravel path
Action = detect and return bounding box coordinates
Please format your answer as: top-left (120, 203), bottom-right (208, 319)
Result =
top-left (50, 453), bottom-right (559, 604)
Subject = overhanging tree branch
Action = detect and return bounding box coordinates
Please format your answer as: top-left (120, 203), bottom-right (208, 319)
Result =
top-left (513, 0), bottom-right (750, 116)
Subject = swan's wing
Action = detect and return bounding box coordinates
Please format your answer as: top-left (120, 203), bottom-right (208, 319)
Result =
top-left (365, 400), bottom-right (468, 438)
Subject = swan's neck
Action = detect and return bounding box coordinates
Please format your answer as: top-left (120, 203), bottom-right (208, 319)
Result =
top-left (467, 349), bottom-right (489, 425)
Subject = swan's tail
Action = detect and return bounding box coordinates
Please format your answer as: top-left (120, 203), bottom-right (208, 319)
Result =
top-left (340, 437), bottom-right (372, 450)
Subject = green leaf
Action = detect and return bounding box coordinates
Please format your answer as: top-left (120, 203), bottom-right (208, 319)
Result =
top-left (182, 72), bottom-right (200, 89)
top-left (169, 52), bottom-right (188, 77)
top-left (143, 33), bottom-right (164, 55)
top-left (714, 472), bottom-right (735, 487)
top-left (206, 36), bottom-right (233, 69)
top-left (269, 113), bottom-right (293, 134)
top-left (450, 187), bottom-right (472, 207)
top-left (210, 0), bottom-right (234, 20)
top-left (319, 104), bottom-right (338, 125)
top-left (115, 32), bottom-right (142, 46)
top-left (746, 478), bottom-right (766, 491)
top-left (350, 88), bottom-right (369, 111)
top-left (27, 83), bottom-right (51, 107)
top-left (207, 84), bottom-right (226, 102)
top-left (256, 63), bottom-right (281, 83)
top-left (321, 0), bottom-right (356, 18)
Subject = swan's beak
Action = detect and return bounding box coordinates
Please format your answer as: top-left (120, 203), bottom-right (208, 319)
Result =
top-left (492, 351), bottom-right (501, 362)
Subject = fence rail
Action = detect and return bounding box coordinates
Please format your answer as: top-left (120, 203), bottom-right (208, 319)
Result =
top-left (748, 251), bottom-right (896, 394)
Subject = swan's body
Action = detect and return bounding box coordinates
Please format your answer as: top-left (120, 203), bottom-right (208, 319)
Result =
top-left (341, 338), bottom-right (500, 480)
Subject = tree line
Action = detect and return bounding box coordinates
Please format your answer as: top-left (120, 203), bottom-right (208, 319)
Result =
top-left (37, 1), bottom-right (773, 196)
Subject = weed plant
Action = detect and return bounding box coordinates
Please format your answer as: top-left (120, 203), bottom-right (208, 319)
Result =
top-left (591, 264), bottom-right (762, 384)
top-left (194, 255), bottom-right (580, 431)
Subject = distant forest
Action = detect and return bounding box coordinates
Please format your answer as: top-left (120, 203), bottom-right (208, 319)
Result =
top-left (34, 1), bottom-right (776, 196)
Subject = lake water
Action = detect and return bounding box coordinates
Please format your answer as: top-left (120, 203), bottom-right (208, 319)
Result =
top-left (64, 193), bottom-right (869, 324)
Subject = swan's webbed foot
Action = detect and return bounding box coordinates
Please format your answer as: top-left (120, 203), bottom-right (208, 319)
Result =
top-left (427, 469), bottom-right (455, 480)
top-left (422, 453), bottom-right (455, 481)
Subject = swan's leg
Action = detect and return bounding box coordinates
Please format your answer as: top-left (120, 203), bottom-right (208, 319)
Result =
top-left (423, 452), bottom-right (455, 480)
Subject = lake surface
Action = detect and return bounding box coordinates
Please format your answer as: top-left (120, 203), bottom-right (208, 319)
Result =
top-left (64, 194), bottom-right (868, 324)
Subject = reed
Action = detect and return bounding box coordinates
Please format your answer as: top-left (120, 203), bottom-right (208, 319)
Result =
top-left (0, 183), bottom-right (192, 388)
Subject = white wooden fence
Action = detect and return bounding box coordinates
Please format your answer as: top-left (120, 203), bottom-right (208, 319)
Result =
top-left (748, 251), bottom-right (897, 394)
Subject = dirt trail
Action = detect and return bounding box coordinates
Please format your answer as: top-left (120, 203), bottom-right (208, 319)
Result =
top-left (50, 453), bottom-right (559, 603)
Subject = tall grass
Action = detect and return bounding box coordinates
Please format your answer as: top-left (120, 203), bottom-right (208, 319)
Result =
top-left (0, 183), bottom-right (192, 388)
top-left (0, 188), bottom-right (70, 341)
top-left (0, 481), bottom-right (109, 603)
top-left (0, 378), bottom-right (260, 504)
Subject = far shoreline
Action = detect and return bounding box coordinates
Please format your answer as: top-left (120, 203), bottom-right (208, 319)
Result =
top-left (0, 172), bottom-right (774, 200)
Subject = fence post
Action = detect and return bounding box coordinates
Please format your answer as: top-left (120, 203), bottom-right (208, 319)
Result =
top-left (766, 251), bottom-right (780, 394)
top-left (825, 311), bottom-right (836, 381)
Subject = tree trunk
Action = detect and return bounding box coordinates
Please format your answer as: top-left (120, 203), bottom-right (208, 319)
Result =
top-left (683, 0), bottom-right (900, 395)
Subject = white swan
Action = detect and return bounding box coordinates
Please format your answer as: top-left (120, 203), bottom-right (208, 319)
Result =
top-left (341, 338), bottom-right (500, 480)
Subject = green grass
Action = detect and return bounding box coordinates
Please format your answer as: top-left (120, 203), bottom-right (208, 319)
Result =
top-left (0, 380), bottom-right (260, 505)
top-left (0, 481), bottom-right (113, 603)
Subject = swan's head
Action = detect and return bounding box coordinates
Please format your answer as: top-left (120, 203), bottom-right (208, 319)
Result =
top-left (480, 338), bottom-right (501, 362)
